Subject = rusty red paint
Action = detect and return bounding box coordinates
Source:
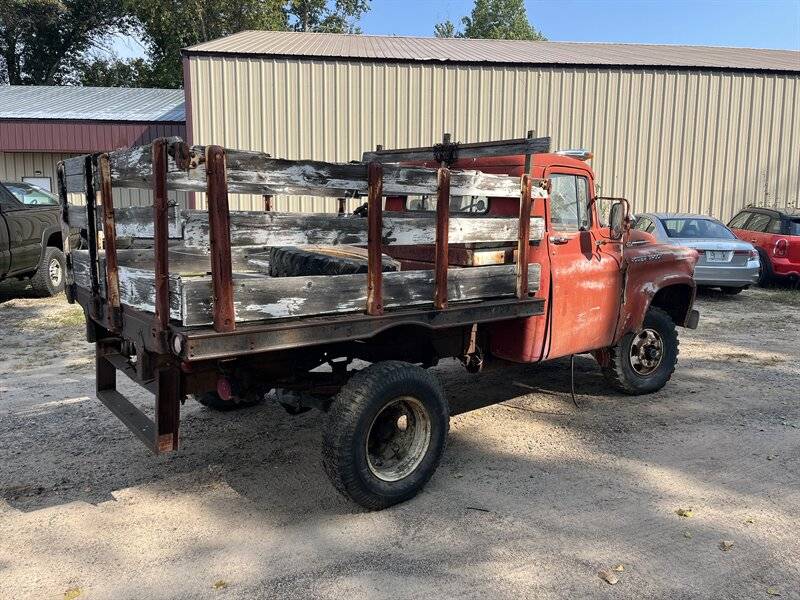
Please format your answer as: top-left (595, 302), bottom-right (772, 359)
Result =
top-left (434, 167), bottom-right (451, 309)
top-left (366, 162), bottom-right (384, 316)
top-left (206, 145), bottom-right (236, 332)
top-left (98, 153), bottom-right (121, 330)
top-left (516, 174), bottom-right (532, 299)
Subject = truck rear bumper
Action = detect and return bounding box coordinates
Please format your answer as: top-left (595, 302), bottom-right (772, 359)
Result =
top-left (694, 263), bottom-right (759, 288)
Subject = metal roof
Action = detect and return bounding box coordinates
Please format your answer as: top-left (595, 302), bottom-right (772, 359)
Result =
top-left (185, 31), bottom-right (800, 73)
top-left (0, 86), bottom-right (185, 122)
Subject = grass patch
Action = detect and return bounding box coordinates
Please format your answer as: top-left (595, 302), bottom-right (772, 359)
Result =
top-left (17, 306), bottom-right (86, 331)
top-left (767, 289), bottom-right (800, 308)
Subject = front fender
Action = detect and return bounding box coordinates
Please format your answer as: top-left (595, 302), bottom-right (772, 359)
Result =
top-left (615, 244), bottom-right (699, 340)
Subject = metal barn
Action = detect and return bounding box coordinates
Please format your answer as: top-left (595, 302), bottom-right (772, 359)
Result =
top-left (182, 31), bottom-right (800, 219)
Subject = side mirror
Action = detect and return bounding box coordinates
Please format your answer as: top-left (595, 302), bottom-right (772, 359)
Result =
top-left (609, 200), bottom-right (629, 240)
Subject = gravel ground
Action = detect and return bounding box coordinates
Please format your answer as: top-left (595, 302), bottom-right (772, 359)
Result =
top-left (0, 283), bottom-right (798, 600)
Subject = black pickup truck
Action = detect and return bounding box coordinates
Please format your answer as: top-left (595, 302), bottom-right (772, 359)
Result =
top-left (0, 181), bottom-right (75, 296)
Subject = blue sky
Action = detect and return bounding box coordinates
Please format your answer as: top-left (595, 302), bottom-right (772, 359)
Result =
top-left (113, 0), bottom-right (800, 58)
top-left (362, 0), bottom-right (800, 49)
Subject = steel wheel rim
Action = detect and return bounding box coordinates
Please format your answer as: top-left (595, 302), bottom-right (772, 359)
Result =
top-left (48, 257), bottom-right (62, 287)
top-left (366, 396), bottom-right (431, 482)
top-left (629, 328), bottom-right (664, 376)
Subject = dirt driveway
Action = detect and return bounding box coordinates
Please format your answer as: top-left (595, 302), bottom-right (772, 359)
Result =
top-left (1, 284), bottom-right (798, 600)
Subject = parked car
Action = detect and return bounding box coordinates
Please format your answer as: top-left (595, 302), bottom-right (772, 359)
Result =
top-left (0, 181), bottom-right (76, 296)
top-left (727, 206), bottom-right (800, 286)
top-left (634, 213), bottom-right (759, 294)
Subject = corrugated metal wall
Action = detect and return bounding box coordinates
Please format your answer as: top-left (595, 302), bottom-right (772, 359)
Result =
top-left (0, 151), bottom-right (188, 208)
top-left (187, 57), bottom-right (800, 221)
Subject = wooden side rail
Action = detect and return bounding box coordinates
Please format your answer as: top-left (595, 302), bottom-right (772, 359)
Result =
top-left (62, 139), bottom-right (523, 199)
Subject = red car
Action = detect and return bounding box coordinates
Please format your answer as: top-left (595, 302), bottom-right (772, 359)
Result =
top-left (728, 207), bottom-right (800, 286)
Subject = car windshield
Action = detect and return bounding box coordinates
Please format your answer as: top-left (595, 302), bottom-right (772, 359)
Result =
top-left (3, 182), bottom-right (59, 206)
top-left (789, 219), bottom-right (800, 236)
top-left (659, 218), bottom-right (735, 240)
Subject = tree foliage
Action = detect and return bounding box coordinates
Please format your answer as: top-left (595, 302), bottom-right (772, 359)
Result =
top-left (0, 0), bottom-right (127, 85)
top-left (125, 0), bottom-right (288, 88)
top-left (288, 0), bottom-right (369, 33)
top-left (434, 0), bottom-right (546, 41)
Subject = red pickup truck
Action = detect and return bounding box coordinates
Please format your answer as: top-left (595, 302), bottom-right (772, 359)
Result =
top-left (60, 135), bottom-right (699, 509)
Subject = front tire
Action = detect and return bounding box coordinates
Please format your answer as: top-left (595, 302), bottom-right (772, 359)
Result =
top-left (601, 307), bottom-right (679, 395)
top-left (30, 247), bottom-right (65, 297)
top-left (322, 361), bottom-right (449, 510)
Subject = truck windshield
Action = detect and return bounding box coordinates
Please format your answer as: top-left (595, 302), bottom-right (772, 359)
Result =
top-left (660, 218), bottom-right (735, 239)
top-left (3, 182), bottom-right (59, 206)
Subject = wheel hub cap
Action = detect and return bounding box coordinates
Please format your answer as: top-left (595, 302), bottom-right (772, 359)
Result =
top-left (629, 328), bottom-right (664, 376)
top-left (366, 396), bottom-right (431, 482)
top-left (48, 258), bottom-right (62, 287)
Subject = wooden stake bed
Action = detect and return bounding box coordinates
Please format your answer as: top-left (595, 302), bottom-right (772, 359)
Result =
top-left (57, 134), bottom-right (551, 456)
top-left (60, 136), bottom-right (549, 332)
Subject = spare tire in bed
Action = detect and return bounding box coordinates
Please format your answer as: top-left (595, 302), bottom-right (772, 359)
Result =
top-left (269, 245), bottom-right (401, 277)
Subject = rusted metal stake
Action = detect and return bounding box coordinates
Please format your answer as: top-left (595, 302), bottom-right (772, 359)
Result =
top-left (517, 174), bottom-right (533, 299)
top-left (263, 194), bottom-right (272, 212)
top-left (337, 198), bottom-right (346, 214)
top-left (152, 138), bottom-right (170, 338)
top-left (98, 153), bottom-right (121, 330)
top-left (434, 167), bottom-right (451, 309)
top-left (523, 129), bottom-right (534, 175)
top-left (206, 145), bottom-right (236, 332)
top-left (366, 162), bottom-right (384, 316)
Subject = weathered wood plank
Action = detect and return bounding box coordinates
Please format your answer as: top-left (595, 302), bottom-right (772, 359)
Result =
top-left (180, 263), bottom-right (541, 326)
top-left (67, 205), bottom-right (182, 238)
top-left (63, 156), bottom-right (87, 191)
top-left (107, 140), bottom-right (523, 198)
top-left (72, 250), bottom-right (183, 321)
top-left (183, 211), bottom-right (545, 249)
top-left (362, 136), bottom-right (552, 163)
top-left (96, 246), bottom-right (268, 274)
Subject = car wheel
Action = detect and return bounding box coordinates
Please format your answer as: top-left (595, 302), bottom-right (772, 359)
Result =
top-left (601, 307), bottom-right (679, 395)
top-left (322, 361), bottom-right (449, 510)
top-left (756, 249), bottom-right (773, 287)
top-left (30, 247), bottom-right (65, 297)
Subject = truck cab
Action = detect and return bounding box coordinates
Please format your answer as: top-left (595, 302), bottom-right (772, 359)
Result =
top-left (386, 151), bottom-right (699, 391)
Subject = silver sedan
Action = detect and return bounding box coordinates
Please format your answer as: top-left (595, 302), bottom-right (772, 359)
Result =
top-left (634, 213), bottom-right (760, 294)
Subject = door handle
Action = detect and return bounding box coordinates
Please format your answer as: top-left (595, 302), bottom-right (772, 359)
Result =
top-left (750, 239), bottom-right (757, 243)
top-left (550, 236), bottom-right (569, 245)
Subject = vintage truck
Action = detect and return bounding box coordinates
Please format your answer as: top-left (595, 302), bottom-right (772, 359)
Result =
top-left (58, 134), bottom-right (699, 509)
top-left (0, 181), bottom-right (73, 296)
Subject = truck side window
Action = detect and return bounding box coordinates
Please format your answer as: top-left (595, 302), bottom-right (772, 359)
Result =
top-left (550, 174), bottom-right (590, 231)
top-left (635, 217), bottom-right (655, 233)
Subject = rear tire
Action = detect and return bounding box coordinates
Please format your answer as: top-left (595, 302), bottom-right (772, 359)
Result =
top-left (270, 245), bottom-right (400, 277)
top-left (322, 361), bottom-right (449, 510)
top-left (30, 247), bottom-right (65, 297)
top-left (193, 391), bottom-right (263, 411)
top-left (601, 307), bottom-right (679, 395)
top-left (757, 249), bottom-right (773, 287)
top-left (721, 287), bottom-right (744, 295)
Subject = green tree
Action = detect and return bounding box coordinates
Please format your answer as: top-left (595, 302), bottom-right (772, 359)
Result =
top-left (434, 0), bottom-right (546, 40)
top-left (0, 0), bottom-right (127, 85)
top-left (75, 56), bottom-right (153, 88)
top-left (126, 0), bottom-right (288, 88)
top-left (288, 0), bottom-right (370, 33)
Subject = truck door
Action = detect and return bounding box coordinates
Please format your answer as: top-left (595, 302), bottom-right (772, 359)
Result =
top-left (0, 187), bottom-right (42, 276)
top-left (544, 168), bottom-right (622, 359)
